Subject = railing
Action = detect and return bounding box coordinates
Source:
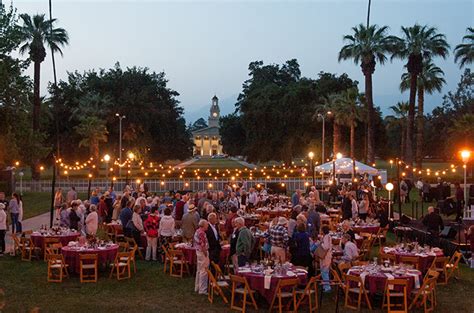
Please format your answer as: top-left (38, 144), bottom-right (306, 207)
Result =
top-left (15, 178), bottom-right (325, 193)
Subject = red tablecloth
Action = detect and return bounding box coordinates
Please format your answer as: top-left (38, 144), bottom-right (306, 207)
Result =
top-left (61, 245), bottom-right (118, 274)
top-left (237, 268), bottom-right (307, 303)
top-left (387, 251), bottom-right (444, 272)
top-left (31, 232), bottom-right (80, 250)
top-left (348, 268), bottom-right (422, 295)
top-left (352, 226), bottom-right (380, 234)
top-left (179, 244), bottom-right (230, 266)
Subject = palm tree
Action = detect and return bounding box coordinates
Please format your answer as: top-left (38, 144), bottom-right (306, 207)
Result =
top-left (454, 27), bottom-right (474, 68)
top-left (390, 102), bottom-right (410, 160)
top-left (320, 94), bottom-right (344, 157)
top-left (400, 60), bottom-right (445, 168)
top-left (18, 13), bottom-right (68, 179)
top-left (391, 24), bottom-right (449, 167)
top-left (335, 88), bottom-right (362, 159)
top-left (338, 24), bottom-right (398, 163)
top-left (75, 116), bottom-right (108, 175)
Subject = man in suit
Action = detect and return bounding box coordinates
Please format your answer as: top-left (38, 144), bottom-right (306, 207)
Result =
top-left (206, 212), bottom-right (221, 272)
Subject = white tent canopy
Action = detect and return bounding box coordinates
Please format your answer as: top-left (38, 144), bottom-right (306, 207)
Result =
top-left (315, 157), bottom-right (379, 175)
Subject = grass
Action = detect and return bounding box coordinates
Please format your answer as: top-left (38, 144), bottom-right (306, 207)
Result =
top-left (19, 192), bottom-right (87, 220)
top-left (187, 158), bottom-right (250, 169)
top-left (0, 233), bottom-right (473, 312)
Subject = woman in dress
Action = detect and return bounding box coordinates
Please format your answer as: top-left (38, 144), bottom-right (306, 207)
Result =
top-left (319, 225), bottom-right (332, 292)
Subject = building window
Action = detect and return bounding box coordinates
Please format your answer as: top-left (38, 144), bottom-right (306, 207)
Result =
top-left (204, 136), bottom-right (209, 140)
top-left (195, 136), bottom-right (201, 140)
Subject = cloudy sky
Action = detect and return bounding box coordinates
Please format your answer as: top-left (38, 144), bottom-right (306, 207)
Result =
top-left (13, 0), bottom-right (473, 123)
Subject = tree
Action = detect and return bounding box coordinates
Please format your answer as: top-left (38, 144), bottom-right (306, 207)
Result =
top-left (389, 102), bottom-right (410, 160)
top-left (339, 24), bottom-right (398, 163)
top-left (335, 87), bottom-right (362, 158)
top-left (189, 118), bottom-right (208, 131)
top-left (391, 24), bottom-right (449, 167)
top-left (454, 27), bottom-right (474, 68)
top-left (74, 116), bottom-right (108, 175)
top-left (450, 113), bottom-right (474, 144)
top-left (18, 13), bottom-right (68, 179)
top-left (400, 60), bottom-right (445, 168)
top-left (219, 114), bottom-right (245, 156)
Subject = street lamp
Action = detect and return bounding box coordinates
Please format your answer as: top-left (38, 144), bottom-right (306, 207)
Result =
top-left (115, 113), bottom-right (125, 178)
top-left (461, 150), bottom-right (471, 214)
top-left (104, 154), bottom-right (111, 179)
top-left (128, 152), bottom-right (135, 160)
top-left (308, 151), bottom-right (315, 187)
top-left (333, 152), bottom-right (343, 185)
top-left (386, 182), bottom-right (394, 218)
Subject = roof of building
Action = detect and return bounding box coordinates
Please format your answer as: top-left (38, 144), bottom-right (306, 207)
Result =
top-left (191, 126), bottom-right (220, 136)
top-left (212, 95), bottom-right (218, 100)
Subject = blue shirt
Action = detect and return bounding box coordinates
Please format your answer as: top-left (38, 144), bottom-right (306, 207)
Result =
top-left (120, 207), bottom-right (133, 228)
top-left (90, 196), bottom-right (99, 206)
top-left (292, 231), bottom-right (311, 258)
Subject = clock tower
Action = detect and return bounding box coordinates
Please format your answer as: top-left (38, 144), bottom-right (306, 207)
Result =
top-left (208, 95), bottom-right (220, 127)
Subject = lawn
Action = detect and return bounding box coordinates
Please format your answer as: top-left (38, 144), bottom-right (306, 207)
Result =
top-left (20, 192), bottom-right (87, 220)
top-left (186, 158), bottom-right (250, 169)
top-left (0, 233), bottom-right (473, 313)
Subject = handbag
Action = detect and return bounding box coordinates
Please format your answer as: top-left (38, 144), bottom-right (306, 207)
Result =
top-left (315, 245), bottom-right (328, 259)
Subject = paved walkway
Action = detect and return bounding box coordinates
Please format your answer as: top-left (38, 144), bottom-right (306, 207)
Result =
top-left (4, 212), bottom-right (51, 254)
top-left (231, 158), bottom-right (257, 169)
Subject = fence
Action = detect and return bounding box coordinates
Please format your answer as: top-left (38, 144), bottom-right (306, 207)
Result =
top-left (15, 178), bottom-right (325, 194)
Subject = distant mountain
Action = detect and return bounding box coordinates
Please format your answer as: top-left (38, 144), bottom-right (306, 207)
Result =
top-left (183, 94), bottom-right (239, 124)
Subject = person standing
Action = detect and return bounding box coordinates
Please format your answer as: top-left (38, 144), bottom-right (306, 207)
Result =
top-left (69, 202), bottom-right (81, 231)
top-left (235, 217), bottom-right (253, 266)
top-left (54, 188), bottom-right (64, 219)
top-left (144, 207), bottom-right (160, 261)
top-left (269, 217), bottom-right (289, 263)
top-left (319, 225), bottom-right (333, 293)
top-left (174, 193), bottom-right (185, 228)
top-left (206, 213), bottom-right (222, 269)
top-left (0, 203), bottom-right (6, 256)
top-left (358, 193), bottom-right (369, 221)
top-left (291, 223), bottom-right (314, 277)
top-left (120, 200), bottom-right (134, 237)
top-left (67, 187), bottom-right (77, 206)
top-left (9, 193), bottom-right (21, 233)
top-left (131, 205), bottom-right (144, 247)
top-left (422, 206), bottom-right (444, 237)
top-left (85, 205), bottom-right (98, 236)
top-left (181, 204), bottom-right (199, 243)
top-left (194, 219), bottom-right (209, 295)
top-left (247, 188), bottom-right (258, 209)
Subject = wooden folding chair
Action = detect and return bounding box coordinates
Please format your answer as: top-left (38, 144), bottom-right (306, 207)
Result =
top-left (382, 278), bottom-right (408, 313)
top-left (118, 241), bottom-right (129, 252)
top-left (11, 233), bottom-right (24, 256)
top-left (207, 269), bottom-right (229, 304)
top-left (121, 245), bottom-right (137, 273)
top-left (168, 248), bottom-right (190, 278)
top-left (211, 261), bottom-right (230, 281)
top-left (125, 237), bottom-right (144, 260)
top-left (344, 274), bottom-right (372, 311)
top-left (43, 238), bottom-right (60, 261)
top-left (229, 274), bottom-right (258, 313)
top-left (338, 262), bottom-right (352, 280)
top-left (295, 276), bottom-right (319, 313)
top-left (429, 256), bottom-right (449, 285)
top-left (45, 243), bottom-right (63, 261)
top-left (445, 251), bottom-right (462, 283)
top-left (379, 249), bottom-right (397, 264)
top-left (80, 253), bottom-right (98, 283)
top-left (20, 237), bottom-right (40, 261)
top-left (409, 275), bottom-right (437, 312)
top-left (375, 225), bottom-right (389, 247)
top-left (268, 278), bottom-right (298, 313)
top-left (162, 244), bottom-right (173, 274)
top-left (109, 251), bottom-right (132, 280)
top-left (47, 254), bottom-right (69, 283)
top-left (399, 256), bottom-right (420, 270)
top-left (359, 236), bottom-right (375, 261)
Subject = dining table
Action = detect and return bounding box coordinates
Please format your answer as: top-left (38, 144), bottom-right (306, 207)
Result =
top-left (61, 244), bottom-right (119, 274)
top-left (175, 243), bottom-right (231, 267)
top-left (383, 245), bottom-right (444, 272)
top-left (31, 231), bottom-right (80, 251)
top-left (236, 265), bottom-right (308, 303)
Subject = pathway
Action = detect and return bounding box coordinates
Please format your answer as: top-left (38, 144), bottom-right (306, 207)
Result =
top-left (172, 158), bottom-right (198, 169)
top-left (4, 212), bottom-right (51, 254)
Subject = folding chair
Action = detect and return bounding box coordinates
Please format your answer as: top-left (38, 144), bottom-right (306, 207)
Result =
top-left (344, 274), bottom-right (372, 311)
top-left (80, 253), bottom-right (98, 283)
top-left (229, 274), bottom-right (258, 313)
top-left (207, 269), bottom-right (229, 304)
top-left (109, 251), bottom-right (132, 280)
top-left (382, 278), bottom-right (408, 313)
top-left (295, 276), bottom-right (319, 313)
top-left (47, 254), bottom-right (69, 283)
top-left (268, 278), bottom-right (298, 313)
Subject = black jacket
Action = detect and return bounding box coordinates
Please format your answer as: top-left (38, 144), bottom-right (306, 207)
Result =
top-left (206, 224), bottom-right (222, 254)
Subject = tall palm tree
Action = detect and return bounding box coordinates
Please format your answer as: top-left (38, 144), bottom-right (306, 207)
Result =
top-left (335, 87), bottom-right (362, 159)
top-left (454, 27), bottom-right (474, 68)
top-left (338, 24), bottom-right (398, 163)
top-left (390, 102), bottom-right (410, 160)
top-left (18, 13), bottom-right (68, 179)
top-left (400, 60), bottom-right (445, 168)
top-left (75, 116), bottom-right (108, 176)
top-left (391, 24), bottom-right (449, 167)
top-left (321, 94), bottom-right (344, 157)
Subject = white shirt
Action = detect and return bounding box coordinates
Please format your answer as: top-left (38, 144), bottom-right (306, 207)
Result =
top-left (209, 224), bottom-right (218, 240)
top-left (0, 209), bottom-right (6, 230)
top-left (248, 192), bottom-right (257, 205)
top-left (342, 241), bottom-right (359, 263)
top-left (351, 199), bottom-right (358, 218)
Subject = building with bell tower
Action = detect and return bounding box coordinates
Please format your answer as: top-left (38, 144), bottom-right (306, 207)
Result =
top-left (191, 95), bottom-right (223, 156)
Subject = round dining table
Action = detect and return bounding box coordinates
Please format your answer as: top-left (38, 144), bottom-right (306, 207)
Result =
top-left (383, 247), bottom-right (444, 272)
top-left (61, 244), bottom-right (119, 274)
top-left (31, 231), bottom-right (80, 250)
top-left (237, 266), bottom-right (308, 303)
top-left (347, 265), bottom-right (422, 296)
top-left (178, 244), bottom-right (230, 267)
top-left (352, 225), bottom-right (380, 234)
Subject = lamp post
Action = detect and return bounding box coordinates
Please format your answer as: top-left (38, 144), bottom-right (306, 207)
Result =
top-left (104, 154), bottom-right (111, 179)
top-left (49, 155), bottom-right (57, 228)
top-left (386, 182), bottom-right (394, 219)
top-left (18, 171), bottom-right (24, 196)
top-left (461, 150), bottom-right (471, 214)
top-left (318, 111), bottom-right (332, 183)
top-left (115, 114), bottom-right (125, 178)
top-left (333, 152), bottom-right (342, 185)
top-left (87, 173), bottom-right (92, 199)
top-left (308, 151), bottom-right (315, 187)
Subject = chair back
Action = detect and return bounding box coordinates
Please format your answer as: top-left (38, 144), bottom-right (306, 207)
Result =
top-left (385, 278), bottom-right (408, 313)
top-left (399, 255), bottom-right (420, 270)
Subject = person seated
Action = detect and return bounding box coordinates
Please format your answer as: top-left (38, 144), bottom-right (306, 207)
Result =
top-left (341, 220), bottom-right (356, 242)
top-left (341, 234), bottom-right (359, 263)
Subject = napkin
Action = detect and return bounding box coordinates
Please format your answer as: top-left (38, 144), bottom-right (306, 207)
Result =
top-left (238, 268), bottom-right (251, 273)
top-left (406, 272), bottom-right (420, 289)
top-left (385, 273), bottom-right (395, 290)
top-left (360, 271), bottom-right (369, 284)
top-left (286, 271), bottom-right (296, 277)
top-left (264, 275), bottom-right (272, 289)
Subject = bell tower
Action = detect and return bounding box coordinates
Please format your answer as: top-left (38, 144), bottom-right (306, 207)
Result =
top-left (208, 95), bottom-right (220, 127)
